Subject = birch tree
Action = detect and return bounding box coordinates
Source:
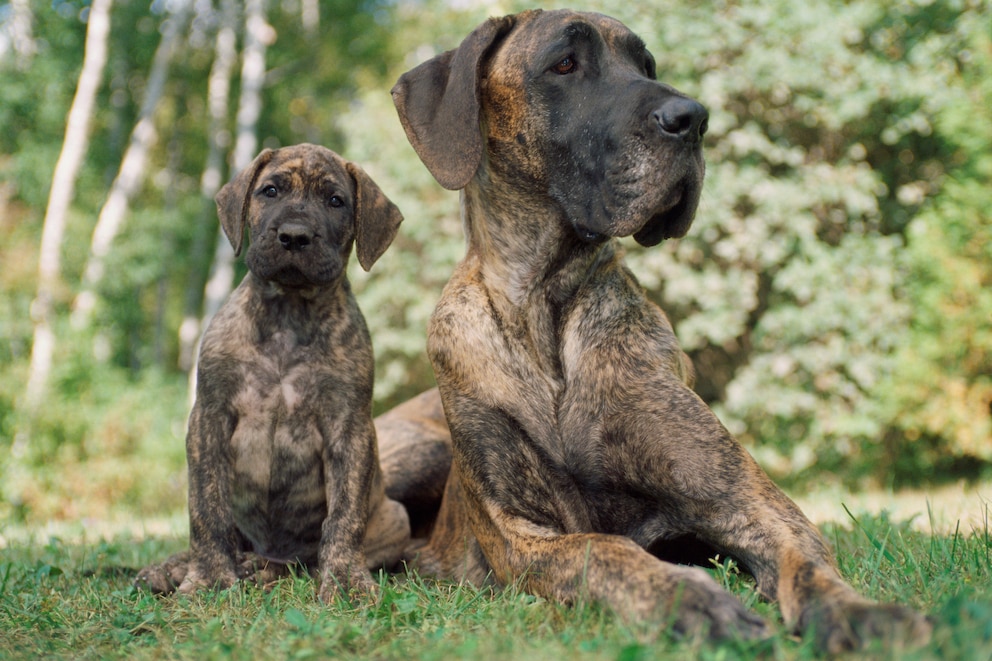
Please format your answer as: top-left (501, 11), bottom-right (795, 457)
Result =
top-left (188, 0), bottom-right (271, 402)
top-left (177, 0), bottom-right (239, 371)
top-left (24, 0), bottom-right (113, 410)
top-left (71, 0), bottom-right (193, 329)
top-left (301, 0), bottom-right (319, 35)
top-left (4, 0), bottom-right (37, 67)
top-left (200, 0), bottom-right (273, 326)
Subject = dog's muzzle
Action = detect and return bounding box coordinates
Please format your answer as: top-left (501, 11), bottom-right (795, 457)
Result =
top-left (653, 96), bottom-right (709, 145)
top-left (278, 222), bottom-right (313, 252)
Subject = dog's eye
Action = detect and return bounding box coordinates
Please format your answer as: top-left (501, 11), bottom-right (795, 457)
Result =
top-left (329, 195), bottom-right (344, 208)
top-left (552, 56), bottom-right (577, 75)
top-left (262, 185), bottom-right (278, 198)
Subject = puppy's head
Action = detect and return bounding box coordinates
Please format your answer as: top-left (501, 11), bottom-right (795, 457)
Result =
top-left (392, 10), bottom-right (707, 247)
top-left (215, 144), bottom-right (403, 288)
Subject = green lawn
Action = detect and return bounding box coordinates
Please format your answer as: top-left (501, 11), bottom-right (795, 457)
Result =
top-left (1, 510), bottom-right (991, 660)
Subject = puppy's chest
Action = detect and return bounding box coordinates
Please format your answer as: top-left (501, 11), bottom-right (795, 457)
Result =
top-left (229, 332), bottom-right (335, 483)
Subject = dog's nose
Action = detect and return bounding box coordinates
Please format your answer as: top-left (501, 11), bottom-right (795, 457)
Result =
top-left (278, 223), bottom-right (312, 251)
top-left (654, 97), bottom-right (708, 144)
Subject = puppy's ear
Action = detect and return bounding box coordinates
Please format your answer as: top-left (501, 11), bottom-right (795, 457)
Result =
top-left (391, 14), bottom-right (516, 190)
top-left (214, 149), bottom-right (275, 256)
top-left (347, 162), bottom-right (404, 271)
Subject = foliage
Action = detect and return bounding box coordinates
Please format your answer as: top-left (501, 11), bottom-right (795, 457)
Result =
top-left (0, 0), bottom-right (990, 526)
top-left (1, 513), bottom-right (991, 659)
top-left (340, 0), bottom-right (992, 484)
top-left (342, 0), bottom-right (992, 483)
top-left (583, 0), bottom-right (988, 485)
top-left (878, 8), bottom-right (992, 481)
top-left (1, 345), bottom-right (189, 523)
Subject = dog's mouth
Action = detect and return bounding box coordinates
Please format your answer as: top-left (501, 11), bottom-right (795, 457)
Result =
top-left (571, 193), bottom-right (696, 246)
top-left (572, 224), bottom-right (608, 244)
top-left (246, 244), bottom-right (344, 289)
top-left (268, 265), bottom-right (318, 288)
top-left (632, 187), bottom-right (698, 247)
top-left (563, 140), bottom-right (704, 247)
top-left (571, 181), bottom-right (699, 247)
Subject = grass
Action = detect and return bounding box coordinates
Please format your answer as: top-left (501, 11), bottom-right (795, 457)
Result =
top-left (1, 509), bottom-right (991, 660)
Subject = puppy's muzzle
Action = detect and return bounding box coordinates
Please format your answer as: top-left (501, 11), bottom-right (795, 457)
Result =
top-left (277, 222), bottom-right (313, 252)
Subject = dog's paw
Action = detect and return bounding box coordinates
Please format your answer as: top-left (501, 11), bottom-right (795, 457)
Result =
top-left (318, 567), bottom-right (379, 605)
top-left (176, 564), bottom-right (239, 595)
top-left (667, 566), bottom-right (769, 642)
top-left (134, 551), bottom-right (190, 595)
top-left (802, 599), bottom-right (932, 654)
top-left (234, 551), bottom-right (293, 587)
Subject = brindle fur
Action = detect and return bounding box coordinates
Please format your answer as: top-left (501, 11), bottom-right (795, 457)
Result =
top-left (381, 10), bottom-right (931, 652)
top-left (135, 144), bottom-right (408, 602)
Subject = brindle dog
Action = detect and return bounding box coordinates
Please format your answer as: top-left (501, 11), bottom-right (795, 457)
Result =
top-left (382, 10), bottom-right (931, 652)
top-left (135, 144), bottom-right (408, 602)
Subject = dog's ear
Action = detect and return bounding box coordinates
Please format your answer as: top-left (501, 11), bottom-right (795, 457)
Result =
top-left (391, 15), bottom-right (516, 190)
top-left (215, 149), bottom-right (276, 257)
top-left (347, 162), bottom-right (404, 271)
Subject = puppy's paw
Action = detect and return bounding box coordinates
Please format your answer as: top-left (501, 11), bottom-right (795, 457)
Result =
top-left (802, 599), bottom-right (932, 654)
top-left (234, 551), bottom-right (293, 587)
top-left (134, 551), bottom-right (190, 594)
top-left (318, 566), bottom-right (379, 605)
top-left (176, 559), bottom-right (239, 595)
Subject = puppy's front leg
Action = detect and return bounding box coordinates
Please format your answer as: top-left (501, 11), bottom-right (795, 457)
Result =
top-left (179, 404), bottom-right (242, 593)
top-left (316, 413), bottom-right (381, 603)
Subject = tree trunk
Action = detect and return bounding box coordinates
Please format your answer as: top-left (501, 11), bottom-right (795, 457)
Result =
top-left (190, 0), bottom-right (271, 404)
top-left (301, 0), bottom-right (319, 34)
top-left (177, 0), bottom-right (240, 372)
top-left (200, 0), bottom-right (272, 326)
top-left (8, 0), bottom-right (37, 68)
top-left (71, 0), bottom-right (193, 329)
top-left (24, 0), bottom-right (113, 410)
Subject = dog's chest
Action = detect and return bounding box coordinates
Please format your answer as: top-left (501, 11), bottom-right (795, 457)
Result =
top-left (227, 329), bottom-right (332, 555)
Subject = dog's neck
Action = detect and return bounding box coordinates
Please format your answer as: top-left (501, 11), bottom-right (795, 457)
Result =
top-left (461, 177), bottom-right (611, 311)
top-left (246, 274), bottom-right (350, 344)
top-left (458, 176), bottom-right (621, 381)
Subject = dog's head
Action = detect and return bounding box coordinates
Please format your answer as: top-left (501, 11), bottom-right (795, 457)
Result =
top-left (215, 144), bottom-right (403, 288)
top-left (392, 9), bottom-right (706, 247)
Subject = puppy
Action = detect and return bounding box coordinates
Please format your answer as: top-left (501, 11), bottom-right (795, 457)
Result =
top-left (136, 144), bottom-right (408, 602)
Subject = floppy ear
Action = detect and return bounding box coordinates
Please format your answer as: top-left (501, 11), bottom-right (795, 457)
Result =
top-left (391, 15), bottom-right (516, 190)
top-left (347, 161), bottom-right (404, 271)
top-left (214, 149), bottom-right (276, 257)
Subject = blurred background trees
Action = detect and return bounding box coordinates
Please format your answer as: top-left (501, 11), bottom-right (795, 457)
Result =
top-left (0, 0), bottom-right (988, 525)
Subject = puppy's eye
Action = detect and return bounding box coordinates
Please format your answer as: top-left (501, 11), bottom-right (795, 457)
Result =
top-left (329, 195), bottom-right (344, 208)
top-left (262, 185), bottom-right (278, 198)
top-left (552, 56), bottom-right (577, 75)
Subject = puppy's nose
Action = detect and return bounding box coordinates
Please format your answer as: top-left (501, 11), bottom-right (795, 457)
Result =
top-left (654, 96), bottom-right (708, 144)
top-left (278, 223), bottom-right (312, 251)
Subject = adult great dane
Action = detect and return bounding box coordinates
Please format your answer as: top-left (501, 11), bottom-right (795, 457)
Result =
top-left (384, 9), bottom-right (931, 652)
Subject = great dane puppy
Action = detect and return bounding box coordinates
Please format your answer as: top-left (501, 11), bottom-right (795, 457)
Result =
top-left (384, 9), bottom-right (931, 652)
top-left (136, 144), bottom-right (408, 602)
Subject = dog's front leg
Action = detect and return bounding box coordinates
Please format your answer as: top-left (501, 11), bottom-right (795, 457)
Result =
top-left (316, 413), bottom-right (381, 602)
top-left (444, 395), bottom-right (769, 642)
top-left (459, 479), bottom-right (771, 642)
top-left (591, 376), bottom-right (932, 653)
top-left (179, 404), bottom-right (242, 593)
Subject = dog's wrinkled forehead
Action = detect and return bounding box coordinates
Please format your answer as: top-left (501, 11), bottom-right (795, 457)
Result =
top-left (258, 146), bottom-right (352, 203)
top-left (489, 10), bottom-right (655, 79)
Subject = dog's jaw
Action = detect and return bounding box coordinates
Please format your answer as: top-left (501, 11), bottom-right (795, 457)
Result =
top-left (632, 180), bottom-right (701, 246)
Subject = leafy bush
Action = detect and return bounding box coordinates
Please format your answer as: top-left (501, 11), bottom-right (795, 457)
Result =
top-left (346, 0), bottom-right (992, 482)
top-left (0, 0), bottom-right (989, 527)
top-left (879, 8), bottom-right (992, 482)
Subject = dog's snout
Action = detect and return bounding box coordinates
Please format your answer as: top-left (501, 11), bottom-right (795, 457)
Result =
top-left (278, 223), bottom-right (312, 251)
top-left (654, 97), bottom-right (708, 144)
